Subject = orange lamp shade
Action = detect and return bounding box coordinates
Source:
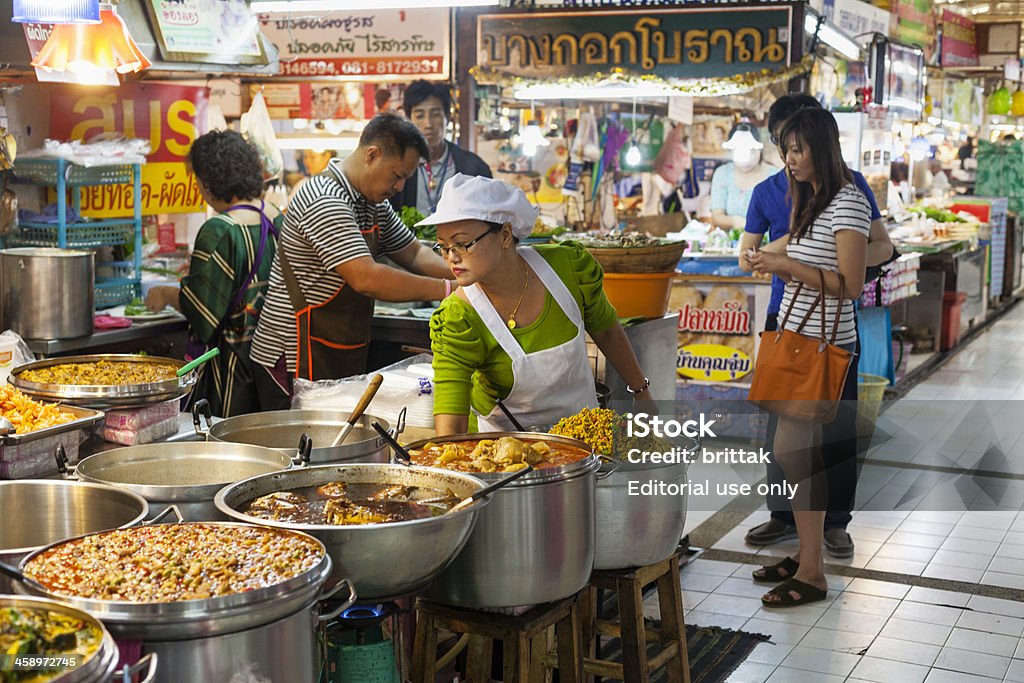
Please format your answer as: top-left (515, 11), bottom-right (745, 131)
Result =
top-left (31, 4), bottom-right (151, 79)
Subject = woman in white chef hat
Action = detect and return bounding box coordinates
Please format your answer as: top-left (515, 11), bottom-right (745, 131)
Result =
top-left (421, 174), bottom-right (652, 436)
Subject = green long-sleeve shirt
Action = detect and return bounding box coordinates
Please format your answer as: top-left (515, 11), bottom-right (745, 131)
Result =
top-left (430, 241), bottom-right (618, 418)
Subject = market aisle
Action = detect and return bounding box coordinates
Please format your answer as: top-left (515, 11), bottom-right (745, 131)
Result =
top-left (674, 301), bottom-right (1024, 683)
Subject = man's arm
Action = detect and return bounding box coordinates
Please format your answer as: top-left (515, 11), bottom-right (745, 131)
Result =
top-left (388, 239), bottom-right (453, 279)
top-left (335, 256), bottom-right (447, 302)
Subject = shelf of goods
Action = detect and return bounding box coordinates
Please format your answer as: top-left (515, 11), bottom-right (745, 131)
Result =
top-left (10, 158), bottom-right (143, 309)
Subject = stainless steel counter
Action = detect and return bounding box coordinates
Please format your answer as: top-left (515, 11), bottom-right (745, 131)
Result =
top-left (24, 317), bottom-right (189, 357)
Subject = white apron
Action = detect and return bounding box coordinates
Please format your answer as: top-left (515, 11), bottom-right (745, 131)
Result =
top-left (463, 247), bottom-right (596, 431)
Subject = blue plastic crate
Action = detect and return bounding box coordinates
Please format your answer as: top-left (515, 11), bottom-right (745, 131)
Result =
top-left (12, 222), bottom-right (135, 248)
top-left (95, 277), bottom-right (138, 309)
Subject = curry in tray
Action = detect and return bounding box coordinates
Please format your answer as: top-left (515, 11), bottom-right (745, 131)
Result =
top-left (408, 435), bottom-right (590, 473)
top-left (243, 482), bottom-right (459, 526)
top-left (19, 361), bottom-right (179, 386)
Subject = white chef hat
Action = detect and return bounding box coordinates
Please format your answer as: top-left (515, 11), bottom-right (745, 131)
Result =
top-left (416, 173), bottom-right (539, 238)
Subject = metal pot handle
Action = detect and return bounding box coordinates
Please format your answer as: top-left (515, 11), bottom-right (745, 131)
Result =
top-left (317, 578), bottom-right (357, 624)
top-left (394, 407), bottom-right (406, 436)
top-left (53, 444), bottom-right (79, 480)
top-left (113, 653), bottom-right (158, 683)
top-left (294, 432), bottom-right (312, 467)
top-left (191, 399), bottom-right (212, 438)
top-left (596, 454), bottom-right (622, 480)
top-left (144, 505), bottom-right (184, 525)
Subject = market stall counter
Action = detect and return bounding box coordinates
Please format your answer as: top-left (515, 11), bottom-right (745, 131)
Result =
top-left (22, 316), bottom-right (188, 359)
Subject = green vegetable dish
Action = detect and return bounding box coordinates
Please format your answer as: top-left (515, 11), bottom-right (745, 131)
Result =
top-left (123, 297), bottom-right (150, 317)
top-left (0, 606), bottom-right (103, 683)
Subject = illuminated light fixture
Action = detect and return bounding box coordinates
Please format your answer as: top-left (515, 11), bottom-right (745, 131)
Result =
top-left (515, 84), bottom-right (675, 101)
top-left (276, 135), bottom-right (359, 153)
top-left (518, 124), bottom-right (549, 157)
top-left (804, 11), bottom-right (861, 61)
top-left (31, 3), bottom-right (151, 83)
top-left (252, 0), bottom-right (497, 11)
top-left (12, 0), bottom-right (100, 24)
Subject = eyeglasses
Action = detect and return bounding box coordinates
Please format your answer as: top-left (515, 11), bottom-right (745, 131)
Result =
top-left (431, 226), bottom-right (498, 258)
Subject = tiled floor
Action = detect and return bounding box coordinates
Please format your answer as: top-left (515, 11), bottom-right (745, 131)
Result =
top-left (671, 302), bottom-right (1024, 682)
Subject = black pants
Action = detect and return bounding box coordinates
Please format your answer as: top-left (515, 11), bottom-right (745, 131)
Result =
top-left (763, 313), bottom-right (859, 529)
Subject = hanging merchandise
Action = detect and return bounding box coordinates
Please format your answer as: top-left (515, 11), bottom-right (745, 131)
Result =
top-left (241, 92), bottom-right (284, 180)
top-left (570, 109), bottom-right (601, 163)
top-left (976, 139), bottom-right (1024, 216)
top-left (989, 86), bottom-right (1011, 115)
top-left (1013, 88), bottom-right (1024, 117)
top-left (653, 123), bottom-right (691, 186)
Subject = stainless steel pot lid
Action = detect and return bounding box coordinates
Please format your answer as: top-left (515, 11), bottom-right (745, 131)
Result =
top-left (75, 442), bottom-right (295, 499)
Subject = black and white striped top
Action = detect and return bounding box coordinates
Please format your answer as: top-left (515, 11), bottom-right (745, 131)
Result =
top-left (779, 184), bottom-right (870, 346)
top-left (250, 160), bottom-right (415, 371)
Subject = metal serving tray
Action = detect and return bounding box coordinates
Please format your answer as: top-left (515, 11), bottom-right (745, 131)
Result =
top-left (9, 354), bottom-right (197, 409)
top-left (0, 404), bottom-right (105, 447)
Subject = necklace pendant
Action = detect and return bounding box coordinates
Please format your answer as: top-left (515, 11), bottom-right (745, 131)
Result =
top-left (428, 178), bottom-right (438, 191)
top-left (507, 319), bottom-right (517, 330)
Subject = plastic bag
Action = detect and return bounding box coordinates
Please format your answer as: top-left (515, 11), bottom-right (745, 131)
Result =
top-left (240, 92), bottom-right (283, 181)
top-left (1, 330), bottom-right (36, 368)
top-left (291, 354), bottom-right (435, 429)
top-left (653, 123), bottom-right (692, 185)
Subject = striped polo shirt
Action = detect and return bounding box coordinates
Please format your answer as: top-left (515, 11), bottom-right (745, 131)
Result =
top-left (250, 159), bottom-right (415, 372)
top-left (779, 184), bottom-right (870, 346)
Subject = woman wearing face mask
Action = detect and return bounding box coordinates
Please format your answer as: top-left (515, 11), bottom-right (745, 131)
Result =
top-left (746, 108), bottom-right (869, 607)
top-left (423, 174), bottom-right (652, 436)
top-left (709, 122), bottom-right (777, 231)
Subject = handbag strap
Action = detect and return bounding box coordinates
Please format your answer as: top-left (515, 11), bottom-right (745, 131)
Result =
top-left (781, 268), bottom-right (848, 346)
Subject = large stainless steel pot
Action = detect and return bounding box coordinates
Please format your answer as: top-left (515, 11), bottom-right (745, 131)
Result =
top-left (194, 402), bottom-right (400, 465)
top-left (15, 522), bottom-right (347, 642)
top-left (594, 437), bottom-right (698, 570)
top-left (0, 480), bottom-right (148, 593)
top-left (401, 432), bottom-right (601, 608)
top-left (214, 463), bottom-right (488, 600)
top-left (60, 441), bottom-right (306, 521)
top-left (0, 248), bottom-right (94, 338)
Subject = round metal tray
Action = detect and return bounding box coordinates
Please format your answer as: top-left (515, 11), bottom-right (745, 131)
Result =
top-left (9, 354), bottom-right (197, 409)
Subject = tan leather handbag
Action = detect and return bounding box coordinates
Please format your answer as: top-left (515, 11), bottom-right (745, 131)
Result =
top-left (748, 269), bottom-right (853, 423)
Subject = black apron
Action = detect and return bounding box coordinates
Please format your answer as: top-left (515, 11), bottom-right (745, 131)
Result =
top-left (278, 221), bottom-right (380, 381)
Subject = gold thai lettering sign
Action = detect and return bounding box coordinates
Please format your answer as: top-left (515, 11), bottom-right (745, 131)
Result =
top-left (476, 6), bottom-right (793, 81)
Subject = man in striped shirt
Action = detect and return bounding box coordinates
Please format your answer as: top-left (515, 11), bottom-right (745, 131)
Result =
top-left (251, 113), bottom-right (454, 408)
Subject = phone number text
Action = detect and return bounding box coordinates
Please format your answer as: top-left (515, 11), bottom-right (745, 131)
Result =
top-left (281, 58), bottom-right (444, 77)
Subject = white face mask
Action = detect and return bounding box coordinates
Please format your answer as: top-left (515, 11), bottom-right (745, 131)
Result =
top-left (733, 148), bottom-right (761, 172)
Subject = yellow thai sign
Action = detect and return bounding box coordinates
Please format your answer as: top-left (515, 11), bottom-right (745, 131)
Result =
top-left (677, 343), bottom-right (753, 382)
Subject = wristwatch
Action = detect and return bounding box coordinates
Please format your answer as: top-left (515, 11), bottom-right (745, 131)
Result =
top-left (626, 377), bottom-right (650, 394)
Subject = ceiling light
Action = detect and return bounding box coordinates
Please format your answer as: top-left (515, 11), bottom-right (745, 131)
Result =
top-left (31, 3), bottom-right (150, 83)
top-left (252, 0), bottom-right (497, 11)
top-left (518, 124), bottom-right (549, 157)
top-left (624, 143), bottom-right (642, 167)
top-left (805, 12), bottom-right (861, 61)
top-left (13, 0), bottom-right (100, 24)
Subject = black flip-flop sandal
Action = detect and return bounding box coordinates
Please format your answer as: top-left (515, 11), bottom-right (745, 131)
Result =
top-left (761, 578), bottom-right (827, 608)
top-left (752, 556), bottom-right (799, 583)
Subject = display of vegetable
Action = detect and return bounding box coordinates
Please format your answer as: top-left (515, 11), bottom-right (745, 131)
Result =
top-left (400, 206), bottom-right (435, 241)
top-left (549, 407), bottom-right (675, 460)
top-left (558, 231), bottom-right (674, 249)
top-left (909, 206), bottom-right (967, 223)
top-left (123, 297), bottom-right (150, 317)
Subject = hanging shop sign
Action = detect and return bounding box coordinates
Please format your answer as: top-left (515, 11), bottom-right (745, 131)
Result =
top-left (941, 11), bottom-right (979, 67)
top-left (143, 0), bottom-right (266, 65)
top-left (671, 284), bottom-right (756, 383)
top-left (890, 0), bottom-right (936, 62)
top-left (249, 83), bottom-right (375, 120)
top-left (49, 83), bottom-right (208, 217)
top-left (475, 6), bottom-right (794, 81)
top-left (258, 9), bottom-right (450, 80)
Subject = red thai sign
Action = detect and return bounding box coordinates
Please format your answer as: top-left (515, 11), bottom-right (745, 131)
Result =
top-left (941, 10), bottom-right (979, 67)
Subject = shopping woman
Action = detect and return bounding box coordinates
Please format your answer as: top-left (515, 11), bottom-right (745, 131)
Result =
top-left (145, 130), bottom-right (281, 417)
top-left (746, 108), bottom-right (869, 607)
top-left (424, 174), bottom-right (652, 436)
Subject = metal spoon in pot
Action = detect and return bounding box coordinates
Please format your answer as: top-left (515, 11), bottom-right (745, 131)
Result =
top-left (330, 374), bottom-right (384, 448)
top-left (0, 415), bottom-right (15, 435)
top-left (496, 399), bottom-right (526, 431)
top-left (447, 465), bottom-right (534, 513)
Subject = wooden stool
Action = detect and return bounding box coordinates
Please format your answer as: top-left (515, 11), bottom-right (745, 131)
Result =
top-left (411, 594), bottom-right (583, 683)
top-left (581, 551), bottom-right (691, 683)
